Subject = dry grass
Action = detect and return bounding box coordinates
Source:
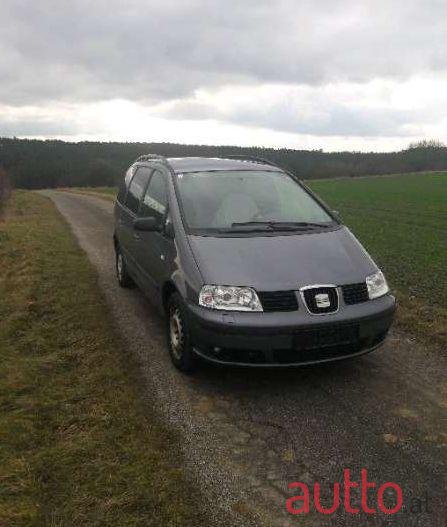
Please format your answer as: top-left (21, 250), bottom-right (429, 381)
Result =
top-left (0, 191), bottom-right (210, 526)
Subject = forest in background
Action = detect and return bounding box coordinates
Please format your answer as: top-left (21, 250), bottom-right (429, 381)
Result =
top-left (1, 137), bottom-right (446, 189)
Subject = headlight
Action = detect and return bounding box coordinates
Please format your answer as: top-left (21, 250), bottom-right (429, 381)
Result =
top-left (199, 285), bottom-right (263, 312)
top-left (366, 270), bottom-right (389, 299)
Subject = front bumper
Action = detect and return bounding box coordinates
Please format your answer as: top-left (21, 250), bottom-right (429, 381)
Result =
top-left (185, 294), bottom-right (396, 367)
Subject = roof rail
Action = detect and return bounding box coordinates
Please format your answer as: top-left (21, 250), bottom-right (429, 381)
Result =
top-left (223, 154), bottom-right (282, 170)
top-left (135, 153), bottom-right (168, 164)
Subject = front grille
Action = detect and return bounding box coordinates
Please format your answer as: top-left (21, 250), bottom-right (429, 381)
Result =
top-left (342, 282), bottom-right (369, 305)
top-left (258, 290), bottom-right (298, 312)
top-left (302, 286), bottom-right (338, 314)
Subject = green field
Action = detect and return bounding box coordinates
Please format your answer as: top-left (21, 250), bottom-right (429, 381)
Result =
top-left (309, 172), bottom-right (447, 343)
top-left (62, 171), bottom-right (447, 345)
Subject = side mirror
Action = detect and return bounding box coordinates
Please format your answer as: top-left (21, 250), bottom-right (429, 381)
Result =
top-left (133, 217), bottom-right (160, 232)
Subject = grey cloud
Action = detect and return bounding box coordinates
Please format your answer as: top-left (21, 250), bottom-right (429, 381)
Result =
top-left (0, 115), bottom-right (80, 136)
top-left (160, 101), bottom-right (218, 120)
top-left (1, 0), bottom-right (447, 107)
top-left (159, 98), bottom-right (423, 137)
top-left (227, 105), bottom-right (419, 137)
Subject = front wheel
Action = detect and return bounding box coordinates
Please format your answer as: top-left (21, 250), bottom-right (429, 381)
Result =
top-left (116, 248), bottom-right (134, 288)
top-left (166, 293), bottom-right (197, 373)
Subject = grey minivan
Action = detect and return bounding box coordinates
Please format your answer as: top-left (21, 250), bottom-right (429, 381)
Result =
top-left (113, 155), bottom-right (395, 372)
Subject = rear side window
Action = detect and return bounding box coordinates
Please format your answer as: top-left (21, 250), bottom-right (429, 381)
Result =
top-left (139, 170), bottom-right (168, 221)
top-left (117, 166), bottom-right (134, 203)
top-left (125, 167), bottom-right (152, 213)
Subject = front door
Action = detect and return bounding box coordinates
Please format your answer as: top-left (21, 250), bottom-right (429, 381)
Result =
top-left (119, 166), bottom-right (152, 280)
top-left (133, 168), bottom-right (171, 303)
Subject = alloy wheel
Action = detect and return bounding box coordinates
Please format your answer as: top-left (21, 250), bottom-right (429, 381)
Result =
top-left (116, 253), bottom-right (124, 281)
top-left (169, 307), bottom-right (184, 360)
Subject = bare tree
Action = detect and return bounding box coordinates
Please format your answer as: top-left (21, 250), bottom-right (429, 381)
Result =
top-left (407, 139), bottom-right (446, 150)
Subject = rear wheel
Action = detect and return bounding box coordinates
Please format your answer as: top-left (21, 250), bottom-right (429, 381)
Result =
top-left (166, 293), bottom-right (197, 373)
top-left (115, 248), bottom-right (134, 288)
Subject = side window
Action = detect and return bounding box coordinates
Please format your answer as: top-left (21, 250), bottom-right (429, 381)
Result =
top-left (139, 170), bottom-right (168, 221)
top-left (117, 166), bottom-right (134, 203)
top-left (124, 167), bottom-right (152, 213)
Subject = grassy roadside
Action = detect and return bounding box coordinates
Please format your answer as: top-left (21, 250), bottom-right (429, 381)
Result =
top-left (0, 192), bottom-right (210, 526)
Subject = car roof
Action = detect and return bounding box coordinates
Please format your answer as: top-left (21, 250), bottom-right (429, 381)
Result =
top-left (162, 157), bottom-right (283, 174)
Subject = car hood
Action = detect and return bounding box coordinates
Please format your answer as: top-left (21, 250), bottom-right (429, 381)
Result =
top-left (188, 227), bottom-right (378, 290)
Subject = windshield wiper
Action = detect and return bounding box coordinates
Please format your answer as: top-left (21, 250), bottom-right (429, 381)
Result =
top-left (272, 221), bottom-right (333, 230)
top-left (228, 221), bottom-right (330, 232)
top-left (217, 222), bottom-right (275, 233)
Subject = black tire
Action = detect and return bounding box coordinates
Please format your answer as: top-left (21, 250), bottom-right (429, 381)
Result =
top-left (166, 292), bottom-right (197, 373)
top-left (115, 248), bottom-right (134, 288)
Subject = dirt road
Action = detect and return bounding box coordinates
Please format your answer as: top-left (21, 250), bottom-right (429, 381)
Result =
top-left (43, 190), bottom-right (446, 527)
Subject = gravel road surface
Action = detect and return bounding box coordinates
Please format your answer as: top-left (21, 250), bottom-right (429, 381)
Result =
top-left (43, 190), bottom-right (446, 527)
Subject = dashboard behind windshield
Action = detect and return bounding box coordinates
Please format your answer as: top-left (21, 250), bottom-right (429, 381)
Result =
top-left (175, 170), bottom-right (334, 234)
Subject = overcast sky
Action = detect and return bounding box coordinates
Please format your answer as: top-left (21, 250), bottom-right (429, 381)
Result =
top-left (1, 0), bottom-right (446, 151)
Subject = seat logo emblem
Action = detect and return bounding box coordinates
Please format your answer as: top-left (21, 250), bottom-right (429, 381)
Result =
top-left (315, 293), bottom-right (330, 308)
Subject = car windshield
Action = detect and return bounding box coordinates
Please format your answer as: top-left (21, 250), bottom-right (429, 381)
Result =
top-left (175, 170), bottom-right (335, 234)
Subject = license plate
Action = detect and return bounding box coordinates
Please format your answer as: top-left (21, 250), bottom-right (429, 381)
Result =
top-left (294, 325), bottom-right (359, 350)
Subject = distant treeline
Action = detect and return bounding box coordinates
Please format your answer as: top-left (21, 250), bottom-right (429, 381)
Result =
top-left (1, 137), bottom-right (447, 189)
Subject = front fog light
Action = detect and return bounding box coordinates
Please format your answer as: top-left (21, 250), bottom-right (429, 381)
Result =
top-left (199, 285), bottom-right (263, 312)
top-left (366, 270), bottom-right (389, 299)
